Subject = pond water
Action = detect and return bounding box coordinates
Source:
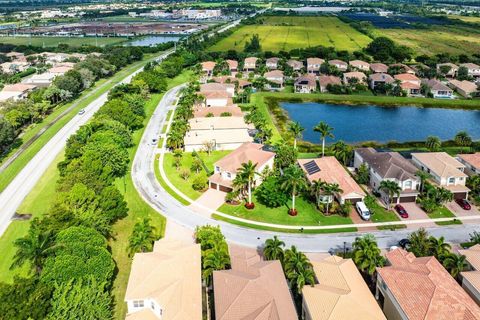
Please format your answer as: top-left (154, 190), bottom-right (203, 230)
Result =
top-left (280, 102), bottom-right (480, 144)
top-left (125, 35), bottom-right (182, 46)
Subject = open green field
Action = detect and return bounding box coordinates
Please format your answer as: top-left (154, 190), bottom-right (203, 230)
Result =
top-left (209, 16), bottom-right (372, 52)
top-left (372, 25), bottom-right (480, 56)
top-left (0, 36), bottom-right (126, 47)
top-left (448, 15), bottom-right (480, 24)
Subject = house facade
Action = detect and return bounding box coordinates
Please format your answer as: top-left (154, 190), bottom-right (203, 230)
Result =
top-left (461, 63), bottom-right (480, 78)
top-left (244, 57), bottom-right (258, 72)
top-left (394, 73), bottom-right (421, 96)
top-left (369, 73), bottom-right (394, 90)
top-left (264, 70), bottom-right (284, 90)
top-left (459, 245), bottom-right (480, 305)
top-left (328, 59), bottom-right (348, 71)
top-left (349, 60), bottom-right (370, 72)
top-left (448, 79), bottom-right (478, 98)
top-left (319, 75), bottom-right (342, 92)
top-left (343, 71), bottom-right (367, 85)
top-left (307, 57), bottom-right (324, 75)
top-left (422, 79), bottom-right (453, 98)
top-left (266, 57), bottom-right (280, 70)
top-left (294, 75), bottom-right (317, 93)
top-left (287, 59), bottom-right (304, 71)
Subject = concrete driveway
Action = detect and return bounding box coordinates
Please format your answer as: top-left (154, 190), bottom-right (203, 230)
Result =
top-left (349, 208), bottom-right (377, 232)
top-left (400, 203), bottom-right (436, 229)
top-left (188, 188), bottom-right (226, 216)
top-left (446, 201), bottom-right (480, 223)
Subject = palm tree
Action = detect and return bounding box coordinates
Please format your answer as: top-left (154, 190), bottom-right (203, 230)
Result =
top-left (408, 228), bottom-right (431, 257)
top-left (425, 136), bottom-right (441, 151)
top-left (287, 264), bottom-right (315, 295)
top-left (379, 180), bottom-right (402, 210)
top-left (128, 218), bottom-right (159, 257)
top-left (322, 182), bottom-right (343, 215)
top-left (428, 236), bottom-right (451, 260)
top-left (331, 140), bottom-right (352, 165)
top-left (352, 234), bottom-right (385, 276)
top-left (416, 170), bottom-right (431, 193)
top-left (314, 121), bottom-right (334, 157)
top-left (281, 165), bottom-right (308, 215)
top-left (311, 180), bottom-right (326, 209)
top-left (263, 236), bottom-right (285, 262)
top-left (442, 253), bottom-right (467, 280)
top-left (202, 244), bottom-right (230, 286)
top-left (455, 131), bottom-right (472, 153)
top-left (238, 161), bottom-right (257, 206)
top-left (11, 228), bottom-right (57, 274)
top-left (232, 173), bottom-right (248, 198)
top-left (166, 130), bottom-right (183, 150)
top-left (173, 148), bottom-right (183, 170)
top-left (284, 246), bottom-right (315, 293)
top-left (288, 121), bottom-right (305, 149)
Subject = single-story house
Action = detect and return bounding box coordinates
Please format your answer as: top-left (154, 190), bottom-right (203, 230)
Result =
top-left (21, 72), bottom-right (56, 87)
top-left (303, 256), bottom-right (386, 320)
top-left (370, 63), bottom-right (388, 73)
top-left (307, 57), bottom-right (324, 75)
top-left (390, 63), bottom-right (415, 75)
top-left (264, 70), bottom-right (284, 90)
top-left (184, 128), bottom-right (253, 153)
top-left (199, 91), bottom-right (231, 108)
top-left (343, 71), bottom-right (367, 85)
top-left (201, 61), bottom-right (216, 78)
top-left (411, 152), bottom-right (470, 199)
top-left (188, 116), bottom-right (253, 132)
top-left (448, 79), bottom-right (478, 98)
top-left (266, 57), bottom-right (280, 70)
top-left (208, 142), bottom-right (274, 192)
top-left (328, 59), bottom-right (348, 72)
top-left (225, 59), bottom-right (238, 73)
top-left (287, 59), bottom-right (304, 71)
top-left (369, 73), bottom-right (394, 90)
top-left (124, 239), bottom-right (202, 320)
top-left (298, 157), bottom-right (366, 204)
top-left (0, 83), bottom-right (37, 102)
top-left (244, 57), bottom-right (258, 72)
top-left (422, 79), bottom-right (453, 98)
top-left (48, 65), bottom-right (74, 76)
top-left (458, 152), bottom-right (480, 176)
top-left (193, 105), bottom-right (244, 118)
top-left (200, 82), bottom-right (235, 97)
top-left (213, 245), bottom-right (297, 320)
top-left (459, 245), bottom-right (480, 305)
top-left (319, 75), bottom-right (342, 93)
top-left (212, 76), bottom-right (251, 90)
top-left (294, 75), bottom-right (317, 93)
top-left (354, 148), bottom-right (420, 203)
top-left (437, 63), bottom-right (459, 78)
top-left (394, 73), bottom-right (421, 96)
top-left (460, 63), bottom-right (480, 78)
top-left (349, 60), bottom-right (370, 72)
top-left (376, 248), bottom-right (480, 320)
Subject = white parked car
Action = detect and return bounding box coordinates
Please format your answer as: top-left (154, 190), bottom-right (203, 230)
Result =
top-left (356, 201), bottom-right (371, 221)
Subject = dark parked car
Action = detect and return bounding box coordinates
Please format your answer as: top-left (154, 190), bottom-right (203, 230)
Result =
top-left (394, 204), bottom-right (409, 218)
top-left (456, 199), bottom-right (471, 210)
top-left (398, 238), bottom-right (410, 249)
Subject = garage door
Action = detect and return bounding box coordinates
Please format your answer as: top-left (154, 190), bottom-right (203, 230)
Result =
top-left (399, 196), bottom-right (417, 203)
top-left (210, 183), bottom-right (217, 190)
top-left (219, 185), bottom-right (232, 193)
top-left (346, 198), bottom-right (362, 204)
top-left (454, 192), bottom-right (467, 200)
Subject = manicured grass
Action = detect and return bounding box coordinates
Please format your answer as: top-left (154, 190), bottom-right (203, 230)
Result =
top-left (0, 53), bottom-right (160, 192)
top-left (219, 195), bottom-right (354, 226)
top-left (428, 206), bottom-right (462, 225)
top-left (249, 94), bottom-right (283, 143)
top-left (209, 16), bottom-right (372, 52)
top-left (163, 150), bottom-right (231, 200)
top-left (0, 36), bottom-right (127, 47)
top-left (154, 155), bottom-right (190, 206)
top-left (364, 198), bottom-right (406, 230)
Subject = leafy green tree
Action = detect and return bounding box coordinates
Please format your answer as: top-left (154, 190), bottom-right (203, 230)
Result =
top-left (314, 121), bottom-right (334, 157)
top-left (255, 175), bottom-right (288, 208)
top-left (195, 225), bottom-right (225, 252)
top-left (0, 117), bottom-right (15, 152)
top-left (191, 158), bottom-right (203, 174)
top-left (281, 165), bottom-right (308, 215)
top-left (81, 141), bottom-right (129, 178)
top-left (321, 182), bottom-right (343, 215)
top-left (352, 234), bottom-right (385, 276)
top-left (244, 34), bottom-right (261, 52)
top-left (379, 180), bottom-right (402, 210)
top-left (263, 236), bottom-right (285, 262)
top-left (173, 148), bottom-right (183, 170)
top-left (274, 143), bottom-right (298, 170)
top-left (46, 277), bottom-right (112, 320)
top-left (428, 236), bottom-right (451, 260)
top-left (128, 218), bottom-right (159, 256)
top-left (95, 99), bottom-right (144, 130)
top-left (457, 66), bottom-right (470, 81)
top-left (442, 253), bottom-right (468, 279)
top-left (416, 170), bottom-right (431, 193)
top-left (238, 160), bottom-right (258, 206)
top-left (288, 121), bottom-right (305, 149)
top-left (408, 228), bottom-right (431, 257)
top-left (356, 163), bottom-right (370, 185)
top-left (425, 136), bottom-right (441, 151)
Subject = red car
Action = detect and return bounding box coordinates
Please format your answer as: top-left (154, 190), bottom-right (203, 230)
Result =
top-left (394, 204), bottom-right (409, 218)
top-left (456, 199), bottom-right (471, 210)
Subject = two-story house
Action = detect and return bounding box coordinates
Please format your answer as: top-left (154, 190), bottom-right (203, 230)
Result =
top-left (369, 73), bottom-right (394, 90)
top-left (287, 59), bottom-right (304, 72)
top-left (294, 75), bottom-right (317, 93)
top-left (264, 70), bottom-right (284, 90)
top-left (370, 63), bottom-right (388, 73)
top-left (208, 142), bottom-right (275, 192)
top-left (460, 63), bottom-right (480, 78)
top-left (266, 57), bottom-right (280, 70)
top-left (411, 152), bottom-right (470, 199)
top-left (458, 153), bottom-right (480, 176)
top-left (306, 57), bottom-right (324, 76)
top-left (201, 61), bottom-right (216, 78)
top-left (225, 59), bottom-right (238, 74)
top-left (394, 73), bottom-right (421, 96)
top-left (349, 60), bottom-right (370, 72)
top-left (328, 59), bottom-right (348, 72)
top-left (244, 57), bottom-right (258, 73)
top-left (354, 148), bottom-right (420, 203)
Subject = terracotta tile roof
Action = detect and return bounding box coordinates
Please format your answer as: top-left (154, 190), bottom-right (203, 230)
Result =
top-left (303, 256), bottom-right (386, 320)
top-left (422, 79), bottom-right (452, 92)
top-left (287, 59), bottom-right (304, 70)
top-left (201, 91), bottom-right (230, 99)
top-left (193, 106), bottom-right (244, 118)
top-left (298, 157), bottom-right (366, 200)
top-left (449, 79), bottom-right (478, 93)
top-left (201, 61), bottom-right (216, 71)
top-left (1, 83), bottom-right (37, 92)
top-left (213, 245), bottom-right (297, 320)
top-left (369, 73), bottom-right (394, 83)
top-left (412, 152), bottom-right (468, 178)
top-left (390, 63), bottom-right (415, 73)
top-left (319, 75), bottom-right (342, 87)
top-left (48, 66), bottom-right (73, 74)
top-left (266, 57), bottom-right (280, 64)
top-left (212, 76), bottom-right (251, 88)
top-left (295, 74), bottom-right (317, 87)
top-left (244, 57), bottom-right (258, 65)
top-left (307, 57), bottom-right (325, 68)
top-left (459, 244), bottom-right (480, 270)
top-left (226, 59), bottom-right (238, 69)
top-left (349, 60), bottom-right (370, 68)
top-left (125, 308), bottom-right (160, 320)
top-left (459, 153), bottom-right (480, 170)
top-left (200, 83), bottom-right (234, 96)
top-left (377, 248), bottom-right (480, 320)
top-left (188, 116), bottom-right (253, 131)
top-left (328, 59), bottom-right (347, 67)
top-left (400, 81), bottom-right (420, 90)
top-left (461, 63), bottom-right (480, 70)
top-left (124, 239), bottom-right (202, 320)
top-left (184, 128), bottom-right (253, 146)
top-left (344, 71), bottom-right (367, 81)
top-left (264, 70), bottom-right (284, 78)
top-left (394, 73), bottom-right (420, 82)
top-left (214, 142), bottom-right (275, 173)
top-left (370, 63), bottom-right (388, 73)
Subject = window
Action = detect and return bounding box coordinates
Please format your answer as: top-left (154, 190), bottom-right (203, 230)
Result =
top-left (133, 300), bottom-right (144, 308)
top-left (227, 172), bottom-right (231, 178)
top-left (215, 166), bottom-right (220, 173)
top-left (448, 177), bottom-right (455, 184)
top-left (405, 181), bottom-right (412, 189)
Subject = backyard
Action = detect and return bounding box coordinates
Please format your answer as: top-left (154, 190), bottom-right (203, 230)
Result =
top-left (209, 15), bottom-right (372, 52)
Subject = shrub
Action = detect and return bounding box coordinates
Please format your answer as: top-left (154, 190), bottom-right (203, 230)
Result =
top-left (180, 168), bottom-right (191, 180)
top-left (255, 176), bottom-right (288, 208)
top-left (220, 112), bottom-right (232, 117)
top-left (206, 112), bottom-right (214, 117)
top-left (192, 174), bottom-right (208, 191)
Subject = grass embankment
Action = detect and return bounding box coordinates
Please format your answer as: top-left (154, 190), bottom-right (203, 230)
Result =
top-left (209, 16), bottom-right (371, 52)
top-left (428, 206), bottom-right (462, 226)
top-left (0, 53), bottom-right (160, 192)
top-left (0, 36), bottom-right (126, 47)
top-left (163, 150), bottom-right (231, 200)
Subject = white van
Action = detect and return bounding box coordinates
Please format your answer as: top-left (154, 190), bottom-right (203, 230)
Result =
top-left (356, 201), bottom-right (371, 221)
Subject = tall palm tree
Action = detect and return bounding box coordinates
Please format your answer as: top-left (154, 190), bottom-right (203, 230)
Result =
top-left (238, 161), bottom-right (257, 206)
top-left (313, 121), bottom-right (334, 157)
top-left (425, 136), bottom-right (441, 151)
top-left (455, 131), bottom-right (472, 153)
top-left (322, 182), bottom-right (343, 215)
top-left (331, 140), bottom-right (352, 165)
top-left (408, 228), bottom-right (431, 257)
top-left (379, 180), bottom-right (402, 210)
top-left (11, 228), bottom-right (57, 275)
top-left (416, 170), bottom-right (431, 193)
top-left (352, 234), bottom-right (385, 276)
top-left (202, 244), bottom-right (231, 286)
top-left (288, 121), bottom-right (305, 149)
top-left (442, 253), bottom-right (467, 280)
top-left (286, 264), bottom-right (315, 295)
top-left (311, 180), bottom-right (326, 209)
top-left (284, 246), bottom-right (314, 286)
top-left (166, 130), bottom-right (183, 150)
top-left (263, 236), bottom-right (285, 262)
top-left (428, 236), bottom-right (451, 260)
top-left (281, 165), bottom-right (308, 215)
top-left (128, 218), bottom-right (159, 257)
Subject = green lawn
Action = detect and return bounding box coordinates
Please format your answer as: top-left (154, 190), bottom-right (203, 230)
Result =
top-left (0, 36), bottom-right (126, 47)
top-left (163, 150), bottom-right (231, 200)
top-left (365, 198), bottom-right (406, 230)
top-left (219, 195), bottom-right (354, 227)
top-left (428, 206), bottom-right (461, 225)
top-left (0, 53), bottom-right (162, 192)
top-left (209, 16), bottom-right (372, 52)
top-left (154, 155), bottom-right (190, 206)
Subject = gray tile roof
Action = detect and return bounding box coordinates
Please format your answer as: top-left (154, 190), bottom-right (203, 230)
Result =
top-left (356, 148), bottom-right (418, 182)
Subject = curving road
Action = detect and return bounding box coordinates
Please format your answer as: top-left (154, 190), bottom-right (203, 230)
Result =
top-left (132, 85), bottom-right (480, 252)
